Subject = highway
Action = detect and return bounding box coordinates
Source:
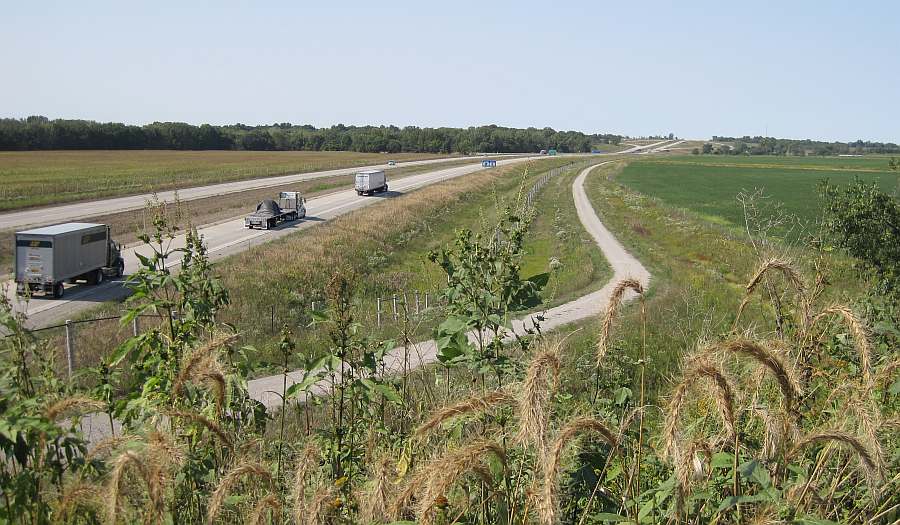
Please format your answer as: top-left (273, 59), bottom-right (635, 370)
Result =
top-left (6, 142), bottom-right (671, 330)
top-left (0, 155), bottom-right (490, 231)
top-left (6, 155), bottom-right (547, 328)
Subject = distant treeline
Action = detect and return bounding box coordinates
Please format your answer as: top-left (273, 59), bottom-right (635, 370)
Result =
top-left (710, 136), bottom-right (900, 155)
top-left (0, 116), bottom-right (622, 153)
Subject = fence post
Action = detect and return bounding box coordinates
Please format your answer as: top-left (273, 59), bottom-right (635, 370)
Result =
top-left (415, 291), bottom-right (420, 315)
top-left (392, 294), bottom-right (398, 321)
top-left (64, 320), bottom-right (74, 378)
top-left (424, 293), bottom-right (429, 310)
top-left (132, 316), bottom-right (138, 337)
top-left (271, 305), bottom-right (275, 334)
top-left (376, 297), bottom-right (382, 327)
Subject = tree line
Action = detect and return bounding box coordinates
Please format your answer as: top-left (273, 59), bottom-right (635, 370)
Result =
top-left (709, 135), bottom-right (900, 155)
top-left (0, 116), bottom-right (622, 153)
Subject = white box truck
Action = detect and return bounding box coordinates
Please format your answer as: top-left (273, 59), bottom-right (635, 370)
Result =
top-left (14, 222), bottom-right (125, 299)
top-left (355, 170), bottom-right (388, 196)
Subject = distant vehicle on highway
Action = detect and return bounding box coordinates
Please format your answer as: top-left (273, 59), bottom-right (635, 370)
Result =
top-left (539, 149), bottom-right (547, 155)
top-left (481, 159), bottom-right (497, 168)
top-left (355, 170), bottom-right (388, 195)
top-left (245, 191), bottom-right (306, 230)
top-left (387, 160), bottom-right (396, 166)
top-left (15, 222), bottom-right (124, 299)
top-left (548, 149), bottom-right (558, 156)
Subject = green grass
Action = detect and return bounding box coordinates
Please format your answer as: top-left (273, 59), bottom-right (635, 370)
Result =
top-left (617, 155), bottom-right (899, 235)
top-left (579, 161), bottom-right (870, 401)
top-left (0, 150), bottom-right (452, 211)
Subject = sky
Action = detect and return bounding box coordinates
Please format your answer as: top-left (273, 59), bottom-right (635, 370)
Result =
top-left (2, 1), bottom-right (898, 142)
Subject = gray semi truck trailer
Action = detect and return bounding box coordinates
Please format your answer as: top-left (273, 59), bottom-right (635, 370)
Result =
top-left (15, 222), bottom-right (125, 299)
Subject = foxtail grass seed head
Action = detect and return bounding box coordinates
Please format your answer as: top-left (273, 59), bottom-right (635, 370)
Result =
top-left (56, 479), bottom-right (102, 522)
top-left (738, 257), bottom-right (810, 327)
top-left (662, 357), bottom-right (736, 461)
top-left (45, 396), bottom-right (105, 421)
top-left (304, 485), bottom-right (338, 525)
top-left (106, 450), bottom-right (154, 525)
top-left (539, 417), bottom-right (617, 525)
top-left (415, 439), bottom-right (505, 525)
top-left (517, 341), bottom-right (562, 451)
top-left (247, 493), bottom-right (282, 525)
top-left (721, 339), bottom-right (801, 413)
top-left (596, 278), bottom-right (644, 366)
top-left (791, 430), bottom-right (882, 495)
top-left (359, 454), bottom-right (396, 524)
top-left (291, 442), bottom-right (320, 522)
top-left (166, 409), bottom-right (233, 449)
top-left (207, 461), bottom-right (274, 525)
top-left (413, 389), bottom-right (514, 442)
top-left (811, 304), bottom-right (873, 386)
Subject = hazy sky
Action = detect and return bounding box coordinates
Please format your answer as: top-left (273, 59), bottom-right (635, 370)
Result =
top-left (2, 1), bottom-right (898, 141)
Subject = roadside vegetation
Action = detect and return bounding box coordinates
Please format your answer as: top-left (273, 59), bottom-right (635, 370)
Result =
top-left (0, 150), bottom-right (453, 211)
top-left (47, 157), bottom-right (606, 378)
top-left (1, 152), bottom-right (896, 524)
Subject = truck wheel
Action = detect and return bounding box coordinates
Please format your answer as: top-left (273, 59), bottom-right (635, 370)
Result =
top-left (52, 282), bottom-right (64, 299)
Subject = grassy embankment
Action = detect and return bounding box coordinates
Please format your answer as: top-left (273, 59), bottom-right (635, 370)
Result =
top-left (54, 156), bottom-right (614, 378)
top-left (496, 156), bottom-right (897, 520)
top-left (0, 157), bottom-right (481, 274)
top-left (16, 155), bottom-right (897, 523)
top-left (0, 149), bottom-right (454, 212)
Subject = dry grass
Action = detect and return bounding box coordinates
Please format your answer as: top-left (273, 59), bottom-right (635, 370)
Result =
top-left (517, 341), bottom-right (562, 452)
top-left (720, 338), bottom-right (801, 413)
top-left (413, 389), bottom-right (515, 442)
top-left (662, 357), bottom-right (736, 461)
top-left (791, 430), bottom-right (882, 491)
top-left (736, 257), bottom-right (810, 328)
top-left (246, 493), bottom-right (282, 525)
top-left (415, 439), bottom-right (506, 525)
top-left (44, 396), bottom-right (105, 421)
top-left (206, 460), bottom-right (274, 525)
top-left (596, 278), bottom-right (644, 366)
top-left (165, 410), bottom-right (233, 449)
top-left (538, 417), bottom-right (617, 525)
top-left (809, 304), bottom-right (873, 385)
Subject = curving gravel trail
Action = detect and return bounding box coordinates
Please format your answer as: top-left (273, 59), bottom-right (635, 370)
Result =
top-left (249, 160), bottom-right (651, 408)
top-left (71, 157), bottom-right (654, 442)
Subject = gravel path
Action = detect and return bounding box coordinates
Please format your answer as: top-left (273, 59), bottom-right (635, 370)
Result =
top-left (74, 159), bottom-right (651, 441)
top-left (250, 160), bottom-right (651, 408)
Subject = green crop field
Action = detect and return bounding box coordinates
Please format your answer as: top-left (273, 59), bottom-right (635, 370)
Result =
top-left (0, 150), bottom-right (451, 211)
top-left (617, 155), bottom-right (899, 233)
